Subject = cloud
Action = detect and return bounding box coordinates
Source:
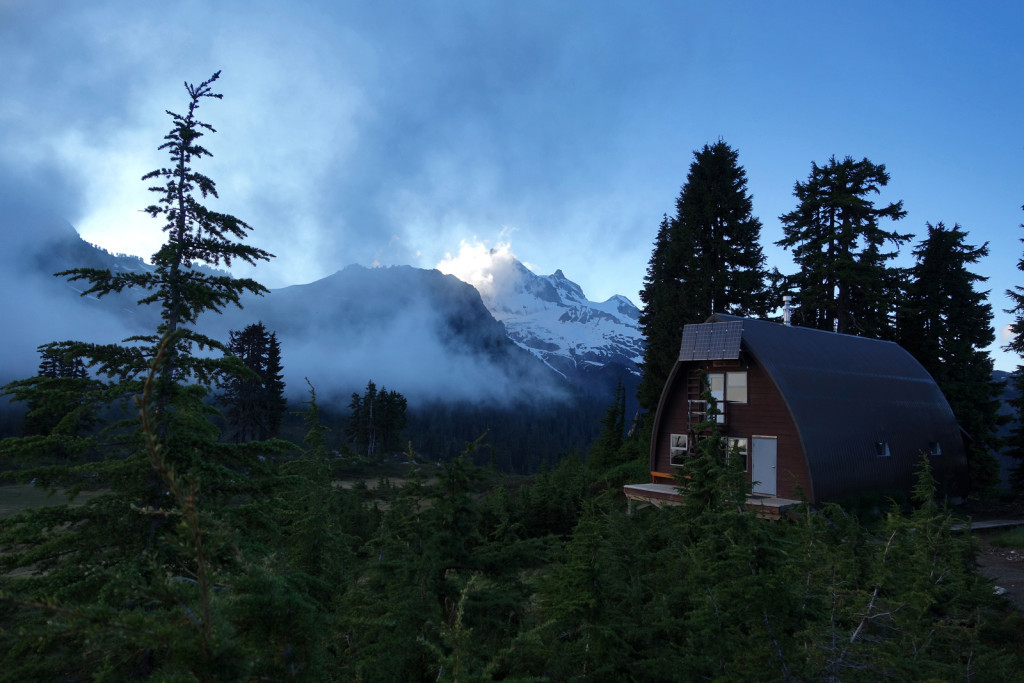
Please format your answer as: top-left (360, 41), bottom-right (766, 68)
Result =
top-left (0, 196), bottom-right (140, 383)
top-left (436, 239), bottom-right (517, 297)
top-left (278, 304), bottom-right (539, 406)
top-left (5, 0), bottom-right (1023, 374)
top-left (197, 264), bottom-right (568, 407)
top-left (0, 201), bottom-right (567, 406)
top-left (0, 1), bottom-right (664, 302)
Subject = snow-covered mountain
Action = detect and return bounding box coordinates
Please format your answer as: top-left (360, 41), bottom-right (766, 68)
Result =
top-left (206, 264), bottom-right (576, 405)
top-left (445, 254), bottom-right (643, 401)
top-left (1, 201), bottom-right (641, 408)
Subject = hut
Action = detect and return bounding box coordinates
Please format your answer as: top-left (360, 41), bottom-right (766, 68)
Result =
top-left (624, 314), bottom-right (969, 514)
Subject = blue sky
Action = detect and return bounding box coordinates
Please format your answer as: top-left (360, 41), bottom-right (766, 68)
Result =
top-left (2, 1), bottom-right (1022, 369)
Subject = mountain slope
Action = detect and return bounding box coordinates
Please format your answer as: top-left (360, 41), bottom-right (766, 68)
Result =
top-left (208, 264), bottom-right (572, 404)
top-left (1, 203), bottom-right (625, 409)
top-left (452, 254), bottom-right (643, 403)
top-left (0, 200), bottom-right (155, 380)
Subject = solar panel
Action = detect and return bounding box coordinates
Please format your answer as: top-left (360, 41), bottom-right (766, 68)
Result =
top-left (678, 326), bottom-right (696, 361)
top-left (693, 326), bottom-right (712, 358)
top-left (678, 321), bottom-right (743, 360)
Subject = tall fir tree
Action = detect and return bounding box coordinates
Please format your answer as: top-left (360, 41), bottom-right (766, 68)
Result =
top-left (637, 214), bottom-right (683, 414)
top-left (900, 222), bottom-right (1002, 494)
top-left (37, 346), bottom-right (89, 380)
top-left (3, 72), bottom-right (273, 479)
top-left (220, 321), bottom-right (286, 442)
top-left (58, 71), bottom-right (272, 394)
top-left (42, 70), bottom-right (277, 487)
top-left (1003, 206), bottom-right (1024, 491)
top-left (777, 155), bottom-right (911, 338)
top-left (584, 379), bottom-right (624, 472)
top-left (20, 346), bottom-right (96, 443)
top-left (0, 73), bottom-right (334, 680)
top-left (346, 380), bottom-right (407, 459)
top-left (638, 140), bottom-right (769, 412)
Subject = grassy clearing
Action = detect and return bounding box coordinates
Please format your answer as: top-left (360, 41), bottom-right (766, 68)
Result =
top-left (988, 526), bottom-right (1024, 549)
top-left (0, 483), bottom-right (104, 518)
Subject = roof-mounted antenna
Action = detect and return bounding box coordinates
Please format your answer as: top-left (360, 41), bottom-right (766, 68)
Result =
top-left (783, 295), bottom-right (792, 326)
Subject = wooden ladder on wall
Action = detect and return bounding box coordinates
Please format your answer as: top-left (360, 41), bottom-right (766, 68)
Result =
top-left (686, 372), bottom-right (707, 432)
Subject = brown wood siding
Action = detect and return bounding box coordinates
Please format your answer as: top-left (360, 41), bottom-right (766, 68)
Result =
top-left (652, 353), bottom-right (813, 501)
top-left (651, 368), bottom-right (690, 474)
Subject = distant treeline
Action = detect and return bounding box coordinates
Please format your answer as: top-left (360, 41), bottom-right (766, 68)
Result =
top-left (276, 391), bottom-right (610, 474)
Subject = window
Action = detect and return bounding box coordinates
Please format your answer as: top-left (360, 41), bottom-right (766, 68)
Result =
top-left (707, 372), bottom-right (748, 403)
top-left (669, 433), bottom-right (689, 466)
top-left (726, 437), bottom-right (748, 471)
top-left (705, 371), bottom-right (747, 422)
top-left (726, 372), bottom-right (747, 404)
top-left (875, 442), bottom-right (891, 458)
top-left (928, 442), bottom-right (942, 456)
top-left (708, 373), bottom-right (725, 400)
top-left (707, 374), bottom-right (726, 423)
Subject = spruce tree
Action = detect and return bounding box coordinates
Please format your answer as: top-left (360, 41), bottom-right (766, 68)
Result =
top-left (637, 214), bottom-right (684, 413)
top-left (375, 386), bottom-right (407, 454)
top-left (37, 346), bottom-right (89, 380)
top-left (777, 155), bottom-right (911, 338)
top-left (0, 73), bottom-right (330, 680)
top-left (638, 140), bottom-right (769, 411)
top-left (220, 321), bottom-right (286, 442)
top-left (58, 71), bottom-right (272, 393)
top-left (346, 380), bottom-right (407, 459)
top-left (1003, 206), bottom-right (1024, 490)
top-left (677, 140), bottom-right (770, 319)
top-left (900, 222), bottom-right (1002, 494)
top-left (584, 378), bottom-right (626, 475)
top-left (18, 346), bottom-right (97, 447)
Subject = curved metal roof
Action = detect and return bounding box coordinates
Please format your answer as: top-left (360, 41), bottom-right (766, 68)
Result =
top-left (707, 314), bottom-right (969, 502)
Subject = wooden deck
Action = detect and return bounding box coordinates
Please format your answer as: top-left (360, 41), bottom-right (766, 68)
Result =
top-left (952, 519), bottom-right (1024, 532)
top-left (623, 483), bottom-right (802, 521)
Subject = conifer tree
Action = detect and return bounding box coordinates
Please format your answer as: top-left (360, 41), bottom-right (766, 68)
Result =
top-left (517, 450), bottom-right (588, 537)
top-left (1004, 206), bottom-right (1024, 491)
top-left (900, 222), bottom-right (1002, 494)
top-left (534, 501), bottom-right (666, 679)
top-left (58, 71), bottom-right (272, 393)
top-left (18, 346), bottom-right (97, 446)
top-left (777, 155), bottom-right (910, 338)
top-left (338, 437), bottom-right (542, 681)
top-left (584, 378), bottom-right (626, 474)
top-left (267, 382), bottom-right (362, 669)
top-left (219, 321), bottom-right (286, 442)
top-left (0, 73), bottom-right (320, 680)
top-left (346, 380), bottom-right (407, 458)
top-left (37, 346), bottom-right (89, 380)
top-left (801, 456), bottom-right (1003, 678)
top-left (638, 140), bottom-right (769, 411)
top-left (637, 214), bottom-right (684, 413)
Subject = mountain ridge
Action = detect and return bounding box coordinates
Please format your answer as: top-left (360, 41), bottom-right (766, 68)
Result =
top-left (1, 204), bottom-right (640, 410)
top-left (449, 251), bottom-right (643, 408)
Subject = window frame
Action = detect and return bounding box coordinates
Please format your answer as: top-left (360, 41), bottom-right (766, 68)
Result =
top-left (706, 373), bottom-right (726, 423)
top-left (726, 372), bottom-right (748, 404)
top-left (726, 436), bottom-right (749, 471)
top-left (707, 371), bottom-right (748, 404)
top-left (669, 433), bottom-right (689, 466)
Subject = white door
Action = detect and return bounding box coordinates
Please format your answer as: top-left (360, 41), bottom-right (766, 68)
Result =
top-left (751, 436), bottom-right (777, 496)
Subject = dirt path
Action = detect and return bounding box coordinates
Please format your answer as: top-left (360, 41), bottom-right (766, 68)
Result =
top-left (974, 536), bottom-right (1024, 612)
